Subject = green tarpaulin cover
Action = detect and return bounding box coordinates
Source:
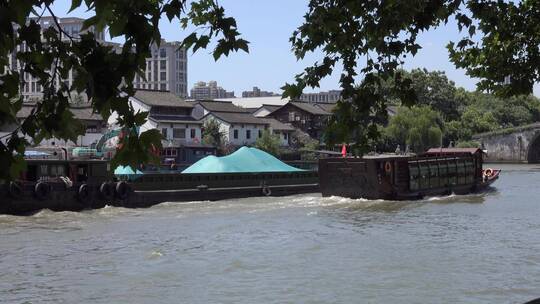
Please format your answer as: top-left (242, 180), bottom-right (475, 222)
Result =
top-left (182, 146), bottom-right (304, 173)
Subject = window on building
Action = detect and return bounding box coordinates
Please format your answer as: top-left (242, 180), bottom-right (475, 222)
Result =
top-left (258, 130), bottom-right (262, 138)
top-left (284, 133), bottom-right (288, 140)
top-left (160, 71), bottom-right (166, 81)
top-left (163, 148), bottom-right (177, 156)
top-left (160, 83), bottom-right (166, 91)
top-left (246, 130), bottom-right (251, 139)
top-left (233, 130), bottom-right (238, 139)
top-left (160, 60), bottom-right (166, 69)
top-left (160, 48), bottom-right (166, 57)
top-left (190, 129), bottom-right (196, 138)
top-left (173, 128), bottom-right (186, 139)
top-left (288, 112), bottom-right (295, 122)
top-left (162, 128), bottom-right (168, 138)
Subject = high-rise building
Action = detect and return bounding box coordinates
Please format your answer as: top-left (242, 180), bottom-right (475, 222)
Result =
top-left (241, 86), bottom-right (278, 98)
top-left (133, 40), bottom-right (188, 98)
top-left (9, 17), bottom-right (106, 102)
top-left (299, 90), bottom-right (342, 103)
top-left (190, 81), bottom-right (235, 100)
top-left (8, 17), bottom-right (188, 101)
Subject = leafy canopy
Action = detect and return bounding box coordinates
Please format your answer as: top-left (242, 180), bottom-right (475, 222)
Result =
top-left (0, 0), bottom-right (248, 180)
top-left (201, 119), bottom-right (226, 154)
top-left (283, 0), bottom-right (540, 154)
top-left (384, 106), bottom-right (443, 154)
top-left (255, 130), bottom-right (281, 156)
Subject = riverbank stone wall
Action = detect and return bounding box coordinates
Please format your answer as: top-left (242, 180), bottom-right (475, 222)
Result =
top-left (473, 123), bottom-right (540, 163)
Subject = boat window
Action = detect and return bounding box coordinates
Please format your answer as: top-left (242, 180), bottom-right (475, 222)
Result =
top-left (438, 162), bottom-right (449, 187)
top-left (40, 164), bottom-right (48, 176)
top-left (409, 164), bottom-right (420, 191)
top-left (77, 164), bottom-right (88, 182)
top-left (429, 162), bottom-right (439, 188)
top-left (418, 163), bottom-right (430, 189)
top-left (465, 160), bottom-right (475, 183)
top-left (439, 162), bottom-right (448, 177)
top-left (456, 162), bottom-right (466, 184)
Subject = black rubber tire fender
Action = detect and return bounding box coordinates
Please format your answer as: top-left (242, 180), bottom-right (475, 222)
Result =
top-left (262, 186), bottom-right (272, 196)
top-left (99, 182), bottom-right (114, 200)
top-left (77, 184), bottom-right (90, 202)
top-left (115, 181), bottom-right (130, 200)
top-left (34, 182), bottom-right (50, 200)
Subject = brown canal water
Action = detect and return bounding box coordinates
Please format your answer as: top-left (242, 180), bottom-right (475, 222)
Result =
top-left (1, 164), bottom-right (540, 303)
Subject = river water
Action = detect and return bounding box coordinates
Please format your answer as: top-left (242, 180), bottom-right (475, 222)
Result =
top-left (1, 164), bottom-right (540, 303)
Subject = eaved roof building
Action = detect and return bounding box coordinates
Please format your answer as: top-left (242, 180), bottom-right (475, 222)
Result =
top-left (0, 104), bottom-right (106, 147)
top-left (268, 101), bottom-right (332, 140)
top-left (252, 104), bottom-right (282, 117)
top-left (108, 90), bottom-right (215, 167)
top-left (192, 100), bottom-right (294, 147)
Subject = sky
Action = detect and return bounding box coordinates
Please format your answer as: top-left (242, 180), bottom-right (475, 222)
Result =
top-left (49, 0), bottom-right (539, 97)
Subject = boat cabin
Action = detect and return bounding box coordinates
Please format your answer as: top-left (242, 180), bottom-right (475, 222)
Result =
top-left (319, 148), bottom-right (485, 200)
top-left (20, 148), bottom-right (112, 184)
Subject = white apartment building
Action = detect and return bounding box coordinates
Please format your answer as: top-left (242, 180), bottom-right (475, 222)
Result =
top-left (8, 18), bottom-right (188, 101)
top-left (299, 90), bottom-right (342, 103)
top-left (8, 17), bottom-right (105, 102)
top-left (133, 41), bottom-right (188, 98)
top-left (190, 81), bottom-right (234, 100)
top-left (241, 86), bottom-right (278, 98)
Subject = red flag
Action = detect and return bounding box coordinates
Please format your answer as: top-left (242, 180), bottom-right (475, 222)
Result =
top-left (341, 144), bottom-right (347, 157)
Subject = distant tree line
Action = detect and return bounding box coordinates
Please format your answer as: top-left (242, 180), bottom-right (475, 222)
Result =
top-left (376, 69), bottom-right (540, 153)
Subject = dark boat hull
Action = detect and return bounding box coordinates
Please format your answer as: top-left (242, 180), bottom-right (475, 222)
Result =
top-left (0, 171), bottom-right (319, 215)
top-left (118, 183), bottom-right (319, 208)
top-left (0, 182), bottom-right (109, 215)
top-left (319, 155), bottom-right (500, 201)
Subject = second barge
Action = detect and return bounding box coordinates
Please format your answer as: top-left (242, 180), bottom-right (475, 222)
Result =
top-left (319, 148), bottom-right (500, 200)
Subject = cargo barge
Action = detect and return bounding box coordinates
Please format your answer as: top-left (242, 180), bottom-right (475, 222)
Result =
top-left (319, 148), bottom-right (500, 200)
top-left (0, 147), bottom-right (318, 215)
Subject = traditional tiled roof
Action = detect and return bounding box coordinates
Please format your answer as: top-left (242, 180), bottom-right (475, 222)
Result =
top-left (261, 118), bottom-right (295, 131)
top-left (206, 112), bottom-right (268, 125)
top-left (149, 115), bottom-right (202, 124)
top-left (256, 104), bottom-right (282, 114)
top-left (16, 105), bottom-right (103, 121)
top-left (287, 102), bottom-right (331, 115)
top-left (314, 103), bottom-right (336, 113)
top-left (133, 90), bottom-right (193, 108)
top-left (194, 100), bottom-right (251, 113)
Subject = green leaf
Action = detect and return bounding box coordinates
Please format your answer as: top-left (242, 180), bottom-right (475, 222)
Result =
top-left (69, 0), bottom-right (83, 13)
